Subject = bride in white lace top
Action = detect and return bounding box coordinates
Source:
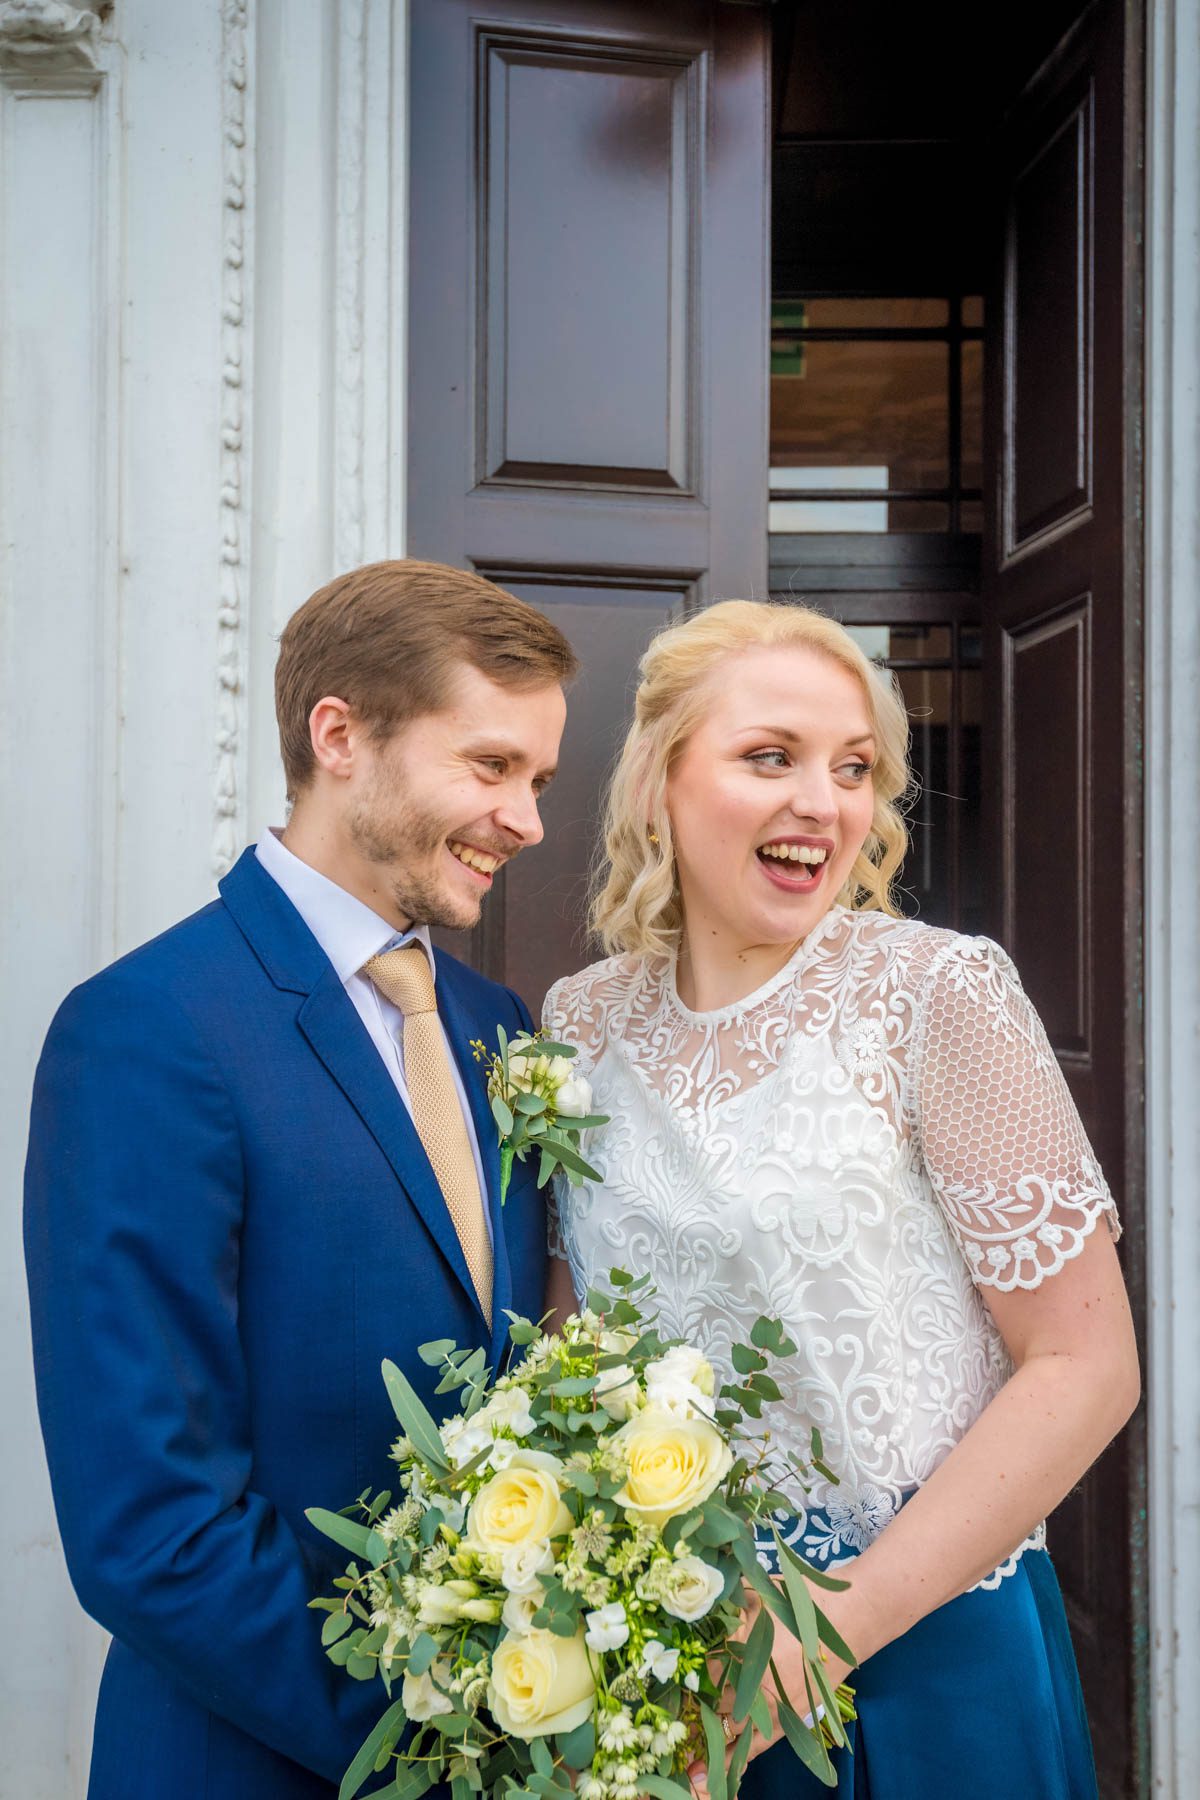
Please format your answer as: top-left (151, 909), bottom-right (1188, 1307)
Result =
top-left (542, 601), bottom-right (1136, 1792)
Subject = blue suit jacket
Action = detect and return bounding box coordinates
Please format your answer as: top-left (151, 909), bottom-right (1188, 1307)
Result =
top-left (24, 848), bottom-right (548, 1798)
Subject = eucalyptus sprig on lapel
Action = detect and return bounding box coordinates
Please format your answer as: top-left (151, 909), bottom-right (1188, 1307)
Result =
top-left (470, 1025), bottom-right (609, 1202)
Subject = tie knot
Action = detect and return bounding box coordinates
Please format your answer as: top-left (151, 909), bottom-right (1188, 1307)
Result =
top-left (364, 943), bottom-right (437, 1016)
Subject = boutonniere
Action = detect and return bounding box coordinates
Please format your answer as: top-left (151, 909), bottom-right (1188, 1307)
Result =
top-left (471, 1026), bottom-right (609, 1202)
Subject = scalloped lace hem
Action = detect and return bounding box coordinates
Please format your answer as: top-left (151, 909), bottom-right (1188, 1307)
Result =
top-left (970, 1521), bottom-right (1047, 1591)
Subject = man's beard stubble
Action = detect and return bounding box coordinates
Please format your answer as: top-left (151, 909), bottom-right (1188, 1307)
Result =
top-left (347, 785), bottom-right (483, 932)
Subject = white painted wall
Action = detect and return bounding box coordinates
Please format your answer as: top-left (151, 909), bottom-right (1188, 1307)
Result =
top-left (0, 3), bottom-right (408, 1790)
top-left (1146, 2), bottom-right (1200, 1793)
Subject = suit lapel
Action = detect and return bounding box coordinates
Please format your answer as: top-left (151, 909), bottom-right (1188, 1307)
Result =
top-left (221, 847), bottom-right (514, 1348)
top-left (436, 966), bottom-right (515, 1366)
top-left (297, 966), bottom-right (490, 1329)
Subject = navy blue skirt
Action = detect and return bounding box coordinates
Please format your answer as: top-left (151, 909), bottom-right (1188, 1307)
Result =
top-left (740, 1543), bottom-right (1098, 1800)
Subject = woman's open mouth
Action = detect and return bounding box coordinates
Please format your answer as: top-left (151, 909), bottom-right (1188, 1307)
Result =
top-left (755, 839), bottom-right (831, 893)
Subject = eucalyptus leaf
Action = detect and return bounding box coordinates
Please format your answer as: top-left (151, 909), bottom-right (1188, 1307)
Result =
top-left (418, 1339), bottom-right (457, 1366)
top-left (339, 1697), bottom-right (408, 1800)
top-left (491, 1095), bottom-right (515, 1136)
top-left (306, 1507), bottom-right (376, 1561)
top-left (322, 1608), bottom-right (355, 1647)
top-left (381, 1360), bottom-right (451, 1475)
top-left (407, 1631), bottom-right (439, 1676)
top-left (700, 1703), bottom-right (729, 1800)
top-left (732, 1605), bottom-right (774, 1722)
top-left (775, 1689), bottom-right (836, 1787)
top-left (556, 1716), bottom-right (596, 1769)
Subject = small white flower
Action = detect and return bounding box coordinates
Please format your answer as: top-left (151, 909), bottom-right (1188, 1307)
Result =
top-left (684, 1670), bottom-right (700, 1692)
top-left (500, 1537), bottom-right (555, 1595)
top-left (441, 1414), bottom-right (493, 1468)
top-left (555, 1073), bottom-right (594, 1118)
top-left (594, 1362), bottom-right (641, 1421)
top-left (402, 1660), bottom-right (455, 1721)
top-left (639, 1640), bottom-right (680, 1683)
top-left (484, 1386), bottom-right (537, 1440)
top-left (585, 1600), bottom-right (630, 1652)
top-left (416, 1582), bottom-right (464, 1627)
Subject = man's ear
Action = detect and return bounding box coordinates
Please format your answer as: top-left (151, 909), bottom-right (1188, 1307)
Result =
top-left (308, 696), bottom-right (356, 781)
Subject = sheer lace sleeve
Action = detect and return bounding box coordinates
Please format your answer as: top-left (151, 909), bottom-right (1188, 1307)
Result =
top-left (910, 936), bottom-right (1120, 1292)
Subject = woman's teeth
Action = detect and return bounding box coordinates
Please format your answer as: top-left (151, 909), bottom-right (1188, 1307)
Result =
top-left (449, 841), bottom-right (501, 874)
top-left (758, 843), bottom-right (828, 867)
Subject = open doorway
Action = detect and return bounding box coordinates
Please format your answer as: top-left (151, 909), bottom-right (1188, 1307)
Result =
top-left (767, 5), bottom-right (1146, 1793)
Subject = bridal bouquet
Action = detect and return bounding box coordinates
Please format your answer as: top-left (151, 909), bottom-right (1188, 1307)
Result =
top-left (308, 1273), bottom-right (855, 1800)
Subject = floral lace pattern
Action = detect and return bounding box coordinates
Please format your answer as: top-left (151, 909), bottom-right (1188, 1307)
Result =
top-left (543, 909), bottom-right (1118, 1587)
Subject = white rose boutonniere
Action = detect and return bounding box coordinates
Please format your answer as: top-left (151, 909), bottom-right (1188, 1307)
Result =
top-left (471, 1026), bottom-right (609, 1201)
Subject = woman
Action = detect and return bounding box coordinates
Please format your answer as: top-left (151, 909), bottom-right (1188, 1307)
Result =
top-left (542, 601), bottom-right (1137, 1799)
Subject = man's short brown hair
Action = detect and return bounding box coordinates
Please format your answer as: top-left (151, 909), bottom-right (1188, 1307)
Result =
top-left (275, 559), bottom-right (579, 799)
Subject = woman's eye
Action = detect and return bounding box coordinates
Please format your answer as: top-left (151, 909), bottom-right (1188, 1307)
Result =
top-left (746, 749), bottom-right (790, 770)
top-left (839, 760), bottom-right (874, 781)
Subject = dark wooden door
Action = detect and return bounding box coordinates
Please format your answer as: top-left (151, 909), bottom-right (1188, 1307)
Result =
top-left (982, 3), bottom-right (1145, 1792)
top-left (408, 0), bottom-right (770, 1009)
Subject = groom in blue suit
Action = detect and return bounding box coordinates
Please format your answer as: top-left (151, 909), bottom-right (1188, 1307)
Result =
top-left (24, 560), bottom-right (577, 1797)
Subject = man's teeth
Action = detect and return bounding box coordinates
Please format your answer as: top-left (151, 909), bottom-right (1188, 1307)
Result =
top-left (759, 843), bottom-right (829, 866)
top-left (449, 841), bottom-right (501, 874)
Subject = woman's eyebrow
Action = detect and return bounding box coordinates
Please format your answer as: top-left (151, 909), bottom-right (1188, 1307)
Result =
top-left (738, 724), bottom-right (876, 748)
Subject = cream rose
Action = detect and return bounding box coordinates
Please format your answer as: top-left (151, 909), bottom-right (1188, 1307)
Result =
top-left (614, 1405), bottom-right (733, 1526)
top-left (594, 1361), bottom-right (641, 1421)
top-left (663, 1553), bottom-right (725, 1621)
top-left (488, 1628), bottom-right (594, 1739)
top-left (466, 1458), bottom-right (571, 1554)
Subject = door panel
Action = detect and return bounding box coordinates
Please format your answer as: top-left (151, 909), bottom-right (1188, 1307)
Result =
top-left (409, 0), bottom-right (770, 994)
top-left (984, 4), bottom-right (1144, 1791)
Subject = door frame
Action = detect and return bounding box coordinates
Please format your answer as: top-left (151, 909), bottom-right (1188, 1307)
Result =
top-left (1144, 0), bottom-right (1200, 1792)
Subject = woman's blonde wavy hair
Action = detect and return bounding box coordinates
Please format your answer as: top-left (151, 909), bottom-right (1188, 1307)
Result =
top-left (591, 600), bottom-right (914, 959)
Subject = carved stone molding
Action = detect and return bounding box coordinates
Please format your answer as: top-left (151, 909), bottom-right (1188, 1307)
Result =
top-left (334, 0), bottom-right (367, 572)
top-left (214, 0), bottom-right (251, 877)
top-left (0, 1), bottom-right (101, 77)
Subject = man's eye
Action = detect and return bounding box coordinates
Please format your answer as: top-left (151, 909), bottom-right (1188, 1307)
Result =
top-left (478, 758), bottom-right (506, 777)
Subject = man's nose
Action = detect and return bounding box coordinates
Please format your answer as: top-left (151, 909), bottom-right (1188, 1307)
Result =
top-left (496, 784), bottom-right (544, 847)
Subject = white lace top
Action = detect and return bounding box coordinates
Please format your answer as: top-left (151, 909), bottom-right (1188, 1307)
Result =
top-left (543, 907), bottom-right (1119, 1585)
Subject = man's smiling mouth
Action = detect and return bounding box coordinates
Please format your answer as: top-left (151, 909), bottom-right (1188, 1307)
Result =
top-left (448, 840), bottom-right (504, 876)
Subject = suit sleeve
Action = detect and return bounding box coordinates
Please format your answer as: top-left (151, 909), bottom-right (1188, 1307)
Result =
top-left (23, 970), bottom-right (384, 1781)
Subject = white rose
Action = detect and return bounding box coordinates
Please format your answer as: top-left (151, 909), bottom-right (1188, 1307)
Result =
top-left (594, 1362), bottom-right (641, 1421)
top-left (639, 1640), bottom-right (680, 1683)
top-left (554, 1073), bottom-right (593, 1118)
top-left (584, 1601), bottom-right (630, 1652)
top-left (502, 1587), bottom-right (544, 1633)
top-left (662, 1554), bottom-right (725, 1622)
top-left (547, 1055), bottom-right (573, 1084)
top-left (488, 1628), bottom-right (594, 1739)
top-left (644, 1347), bottom-right (717, 1420)
top-left (403, 1659), bottom-right (455, 1721)
top-left (500, 1537), bottom-right (555, 1596)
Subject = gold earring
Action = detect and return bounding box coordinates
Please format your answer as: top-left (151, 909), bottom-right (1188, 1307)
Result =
top-left (647, 827), bottom-right (660, 847)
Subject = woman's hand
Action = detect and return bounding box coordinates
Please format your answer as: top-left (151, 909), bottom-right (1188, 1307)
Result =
top-left (686, 1583), bottom-right (857, 1797)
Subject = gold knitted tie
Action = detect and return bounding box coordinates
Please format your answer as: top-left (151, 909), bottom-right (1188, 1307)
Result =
top-left (364, 943), bottom-right (493, 1326)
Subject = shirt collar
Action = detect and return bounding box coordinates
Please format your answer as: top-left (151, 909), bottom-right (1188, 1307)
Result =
top-left (255, 827), bottom-right (435, 985)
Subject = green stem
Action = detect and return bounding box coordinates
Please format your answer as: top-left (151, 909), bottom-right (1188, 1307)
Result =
top-left (499, 1141), bottom-right (514, 1205)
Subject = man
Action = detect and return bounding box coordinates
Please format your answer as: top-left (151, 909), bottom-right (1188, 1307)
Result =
top-left (24, 560), bottom-right (577, 1797)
